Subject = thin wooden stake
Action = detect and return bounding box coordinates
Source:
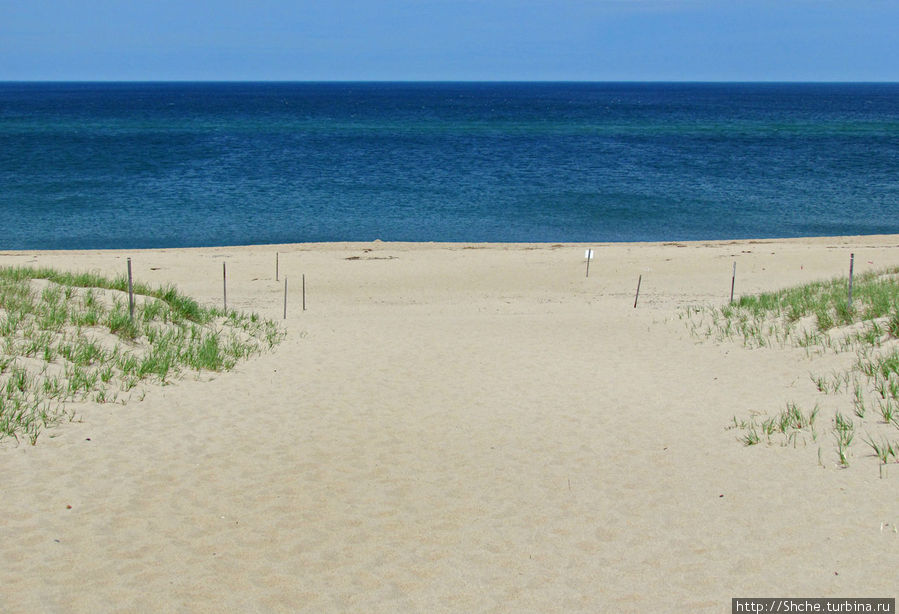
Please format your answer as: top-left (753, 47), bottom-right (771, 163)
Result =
top-left (223, 262), bottom-right (227, 312)
top-left (730, 261), bottom-right (736, 304)
top-left (848, 253), bottom-right (855, 310)
top-left (634, 274), bottom-right (642, 308)
top-left (283, 277), bottom-right (288, 320)
top-left (127, 257), bottom-right (134, 320)
top-left (275, 252), bottom-right (279, 282)
top-left (585, 249), bottom-right (593, 278)
top-left (302, 274), bottom-right (306, 311)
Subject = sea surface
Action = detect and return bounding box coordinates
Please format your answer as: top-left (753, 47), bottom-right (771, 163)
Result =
top-left (1, 82), bottom-right (897, 249)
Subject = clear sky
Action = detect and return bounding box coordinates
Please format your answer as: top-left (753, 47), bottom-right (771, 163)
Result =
top-left (1, 0), bottom-right (897, 81)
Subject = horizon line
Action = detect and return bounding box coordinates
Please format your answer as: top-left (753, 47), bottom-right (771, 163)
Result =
top-left (2, 79), bottom-right (898, 84)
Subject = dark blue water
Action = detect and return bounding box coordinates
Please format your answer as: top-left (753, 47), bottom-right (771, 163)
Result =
top-left (1, 82), bottom-right (897, 249)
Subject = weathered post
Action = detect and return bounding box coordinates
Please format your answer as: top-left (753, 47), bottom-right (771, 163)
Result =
top-left (127, 258), bottom-right (135, 320)
top-left (730, 261), bottom-right (736, 304)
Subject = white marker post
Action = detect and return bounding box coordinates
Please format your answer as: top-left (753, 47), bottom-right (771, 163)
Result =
top-left (276, 252), bottom-right (279, 282)
top-left (222, 262), bottom-right (227, 312)
top-left (585, 249), bottom-right (594, 278)
top-left (848, 253), bottom-right (855, 311)
top-left (283, 277), bottom-right (288, 320)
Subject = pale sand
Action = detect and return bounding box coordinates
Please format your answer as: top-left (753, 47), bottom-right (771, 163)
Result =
top-left (2, 236), bottom-right (899, 612)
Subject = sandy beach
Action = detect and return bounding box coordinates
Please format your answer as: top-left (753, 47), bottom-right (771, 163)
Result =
top-left (2, 236), bottom-right (899, 612)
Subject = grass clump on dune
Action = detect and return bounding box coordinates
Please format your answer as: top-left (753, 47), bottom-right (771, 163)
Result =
top-left (0, 266), bottom-right (284, 444)
top-left (684, 267), bottom-right (899, 351)
top-left (684, 267), bottom-right (899, 473)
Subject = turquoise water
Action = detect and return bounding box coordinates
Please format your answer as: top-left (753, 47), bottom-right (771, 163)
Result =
top-left (1, 82), bottom-right (897, 249)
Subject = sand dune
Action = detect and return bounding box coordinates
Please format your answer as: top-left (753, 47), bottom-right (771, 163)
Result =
top-left (2, 237), bottom-right (898, 612)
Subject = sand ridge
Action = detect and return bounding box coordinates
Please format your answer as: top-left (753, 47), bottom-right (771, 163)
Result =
top-left (2, 237), bottom-right (899, 612)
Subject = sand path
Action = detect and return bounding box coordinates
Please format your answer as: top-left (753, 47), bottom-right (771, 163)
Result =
top-left (2, 238), bottom-right (898, 612)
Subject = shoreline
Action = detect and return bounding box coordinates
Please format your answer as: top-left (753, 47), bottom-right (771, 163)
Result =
top-left (4, 232), bottom-right (899, 254)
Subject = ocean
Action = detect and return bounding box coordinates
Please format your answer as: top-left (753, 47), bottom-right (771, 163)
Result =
top-left (1, 82), bottom-right (897, 249)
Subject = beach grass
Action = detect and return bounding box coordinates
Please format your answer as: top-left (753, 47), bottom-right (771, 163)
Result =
top-left (683, 267), bottom-right (899, 351)
top-left (728, 403), bottom-right (819, 448)
top-left (0, 266), bottom-right (284, 444)
top-left (685, 266), bottom-right (899, 472)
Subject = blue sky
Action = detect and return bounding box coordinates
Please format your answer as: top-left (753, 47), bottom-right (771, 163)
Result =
top-left (1, 0), bottom-right (897, 81)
